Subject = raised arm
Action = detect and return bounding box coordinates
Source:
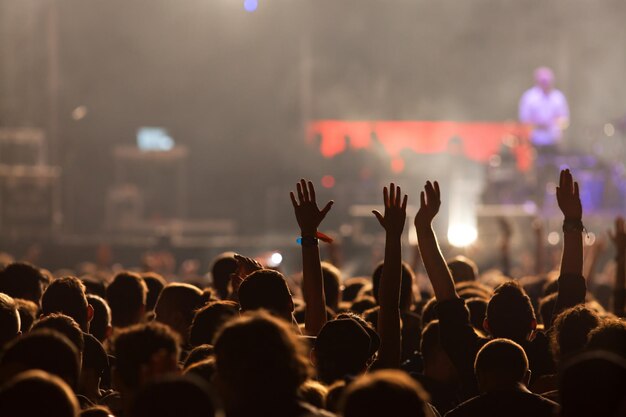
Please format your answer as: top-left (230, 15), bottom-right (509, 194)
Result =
top-left (609, 217), bottom-right (626, 317)
top-left (414, 181), bottom-right (458, 301)
top-left (290, 179), bottom-right (333, 336)
top-left (372, 183), bottom-right (407, 369)
top-left (551, 169), bottom-right (586, 325)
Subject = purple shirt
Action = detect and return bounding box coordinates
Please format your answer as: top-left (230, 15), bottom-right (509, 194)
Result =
top-left (519, 86), bottom-right (569, 146)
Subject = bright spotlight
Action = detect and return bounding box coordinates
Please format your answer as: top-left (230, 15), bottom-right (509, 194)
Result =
top-left (243, 0), bottom-right (258, 12)
top-left (447, 223), bottom-right (478, 248)
top-left (268, 252), bottom-right (282, 267)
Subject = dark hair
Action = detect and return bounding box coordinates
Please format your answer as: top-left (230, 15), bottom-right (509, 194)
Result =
top-left (0, 292), bottom-right (20, 346)
top-left (372, 261), bottom-right (416, 311)
top-left (349, 296), bottom-right (377, 315)
top-left (420, 320), bottom-right (441, 364)
top-left (106, 272), bottom-right (147, 328)
top-left (80, 406), bottom-right (113, 417)
top-left (486, 281), bottom-right (536, 342)
top-left (189, 301), bottom-right (238, 347)
top-left (183, 344), bottom-right (215, 369)
top-left (237, 270), bottom-right (293, 319)
top-left (141, 272), bottom-right (167, 312)
top-left (321, 262), bottom-right (342, 311)
top-left (15, 298), bottom-right (38, 333)
top-left (86, 294), bottom-right (111, 343)
top-left (538, 292), bottom-right (558, 325)
top-left (211, 252), bottom-right (238, 299)
top-left (33, 313), bottom-right (85, 355)
top-left (42, 277), bottom-right (90, 331)
top-left (214, 311), bottom-right (311, 403)
top-left (0, 329), bottom-right (80, 389)
top-left (0, 370), bottom-right (79, 417)
top-left (154, 283), bottom-right (205, 343)
top-left (447, 256), bottom-right (478, 283)
top-left (474, 338), bottom-right (528, 386)
top-left (343, 277), bottom-right (370, 303)
top-left (420, 297), bottom-right (439, 328)
top-left (0, 262), bottom-right (48, 305)
top-left (466, 297), bottom-right (488, 331)
top-left (551, 305), bottom-right (600, 359)
top-left (184, 357), bottom-right (216, 386)
top-left (130, 375), bottom-right (217, 417)
top-left (341, 370), bottom-right (429, 417)
top-left (112, 322), bottom-right (180, 391)
top-left (587, 319), bottom-right (626, 359)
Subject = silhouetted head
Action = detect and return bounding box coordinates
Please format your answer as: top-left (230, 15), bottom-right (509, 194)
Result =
top-left (189, 300), bottom-right (238, 347)
top-left (0, 329), bottom-right (80, 389)
top-left (141, 273), bottom-right (167, 312)
top-left (420, 320), bottom-right (457, 383)
top-left (0, 370), bottom-right (79, 417)
top-left (33, 314), bottom-right (85, 359)
top-left (86, 294), bottom-right (112, 343)
top-left (485, 281), bottom-right (536, 342)
top-left (587, 319), bottom-right (626, 360)
top-left (15, 298), bottom-right (38, 333)
top-left (237, 269), bottom-right (295, 322)
top-left (341, 370), bottom-right (429, 417)
top-left (372, 261), bottom-right (416, 311)
top-left (0, 262), bottom-right (48, 306)
top-left (42, 276), bottom-right (93, 332)
top-left (112, 322), bottom-right (181, 395)
top-left (154, 283), bottom-right (205, 345)
top-left (447, 256), bottom-right (478, 283)
top-left (551, 305), bottom-right (600, 360)
top-left (474, 338), bottom-right (529, 392)
top-left (0, 292), bottom-right (20, 346)
top-left (214, 311), bottom-right (311, 411)
top-left (320, 262), bottom-right (342, 311)
top-left (211, 252), bottom-right (238, 299)
top-left (106, 272), bottom-right (147, 328)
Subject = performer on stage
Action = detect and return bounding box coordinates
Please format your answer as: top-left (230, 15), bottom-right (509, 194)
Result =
top-left (519, 67), bottom-right (569, 155)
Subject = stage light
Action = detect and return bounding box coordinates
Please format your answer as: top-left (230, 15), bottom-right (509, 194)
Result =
top-left (243, 0), bottom-right (257, 12)
top-left (604, 123), bottom-right (615, 137)
top-left (548, 231), bottom-right (560, 245)
top-left (321, 175), bottom-right (335, 188)
top-left (71, 106), bottom-right (87, 120)
top-left (268, 252), bottom-right (282, 267)
top-left (447, 223), bottom-right (478, 248)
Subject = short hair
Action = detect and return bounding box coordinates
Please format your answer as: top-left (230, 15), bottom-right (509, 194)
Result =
top-left (0, 292), bottom-right (20, 346)
top-left (0, 370), bottom-right (79, 417)
top-left (474, 338), bottom-right (529, 385)
top-left (211, 252), bottom-right (238, 299)
top-left (299, 379), bottom-right (328, 409)
top-left (538, 292), bottom-right (558, 325)
top-left (447, 256), bottom-right (478, 282)
top-left (420, 297), bottom-right (438, 328)
top-left (106, 272), bottom-right (147, 328)
top-left (141, 272), bottom-right (167, 312)
top-left (349, 296), bottom-right (377, 315)
top-left (214, 311), bottom-right (311, 400)
top-left (32, 314), bottom-right (85, 355)
top-left (0, 329), bottom-right (80, 389)
top-left (341, 370), bottom-right (429, 417)
top-left (112, 322), bottom-right (180, 390)
top-left (587, 319), bottom-right (626, 359)
top-left (466, 297), bottom-right (488, 331)
top-left (372, 261), bottom-right (416, 310)
top-left (237, 269), bottom-right (293, 318)
top-left (183, 344), bottom-right (215, 369)
top-left (486, 281), bottom-right (536, 341)
top-left (86, 294), bottom-right (111, 343)
top-left (130, 375), bottom-right (217, 417)
top-left (0, 262), bottom-right (48, 305)
top-left (154, 283), bottom-right (205, 341)
top-left (550, 305), bottom-right (600, 359)
top-left (15, 298), bottom-right (38, 333)
top-left (189, 301), bottom-right (238, 347)
top-left (42, 277), bottom-right (90, 331)
top-left (184, 357), bottom-right (216, 386)
top-left (420, 320), bottom-right (442, 363)
top-left (321, 262), bottom-right (342, 311)
top-left (343, 277), bottom-right (370, 303)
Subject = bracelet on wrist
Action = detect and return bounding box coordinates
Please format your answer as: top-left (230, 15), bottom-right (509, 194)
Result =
top-left (297, 236), bottom-right (319, 246)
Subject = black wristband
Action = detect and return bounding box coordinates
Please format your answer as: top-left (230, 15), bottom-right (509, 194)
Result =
top-left (563, 219), bottom-right (584, 234)
top-left (297, 236), bottom-right (319, 247)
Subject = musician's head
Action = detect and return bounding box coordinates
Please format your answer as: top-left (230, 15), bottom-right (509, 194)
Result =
top-left (534, 67), bottom-right (554, 92)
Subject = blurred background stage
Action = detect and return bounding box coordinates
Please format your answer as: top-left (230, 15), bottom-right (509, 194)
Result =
top-left (1, 0), bottom-right (626, 273)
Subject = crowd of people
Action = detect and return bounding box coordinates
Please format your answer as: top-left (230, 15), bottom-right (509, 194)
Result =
top-left (0, 169), bottom-right (625, 417)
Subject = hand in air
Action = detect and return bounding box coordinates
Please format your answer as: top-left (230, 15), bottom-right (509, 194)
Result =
top-left (290, 179), bottom-right (333, 236)
top-left (556, 169), bottom-right (582, 220)
top-left (414, 181), bottom-right (441, 229)
top-left (372, 183), bottom-right (408, 237)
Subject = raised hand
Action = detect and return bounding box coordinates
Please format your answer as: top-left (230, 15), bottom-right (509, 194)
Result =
top-left (373, 183), bottom-right (408, 237)
top-left (609, 217), bottom-right (626, 253)
top-left (290, 179), bottom-right (333, 236)
top-left (414, 181), bottom-right (441, 229)
top-left (556, 169), bottom-right (582, 220)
